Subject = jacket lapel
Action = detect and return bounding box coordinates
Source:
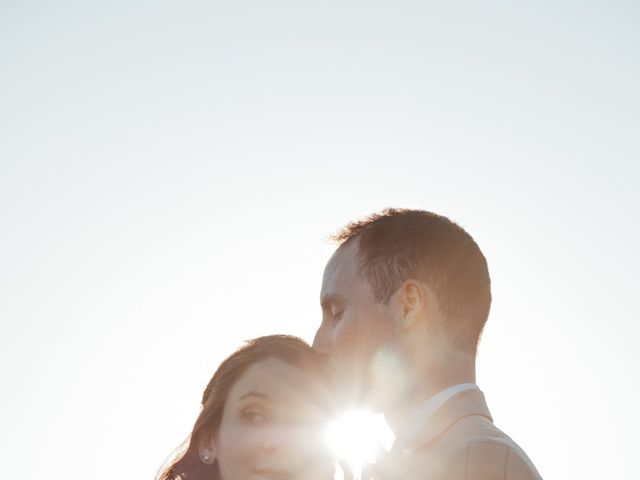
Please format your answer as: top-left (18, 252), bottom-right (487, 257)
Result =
top-left (368, 390), bottom-right (494, 480)
top-left (401, 389), bottom-right (493, 451)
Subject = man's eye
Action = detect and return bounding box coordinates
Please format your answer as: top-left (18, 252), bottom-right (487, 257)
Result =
top-left (242, 410), bottom-right (269, 424)
top-left (331, 309), bottom-right (344, 322)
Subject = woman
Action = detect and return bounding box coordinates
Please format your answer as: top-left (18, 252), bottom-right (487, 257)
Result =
top-left (157, 335), bottom-right (336, 480)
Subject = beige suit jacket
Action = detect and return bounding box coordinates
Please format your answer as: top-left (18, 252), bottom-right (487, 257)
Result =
top-left (370, 389), bottom-right (542, 480)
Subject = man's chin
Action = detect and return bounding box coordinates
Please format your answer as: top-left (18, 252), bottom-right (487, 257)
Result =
top-left (325, 356), bottom-right (367, 407)
top-left (366, 347), bottom-right (413, 411)
top-left (329, 348), bottom-right (411, 412)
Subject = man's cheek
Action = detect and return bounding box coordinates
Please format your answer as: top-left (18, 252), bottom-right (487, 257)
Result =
top-left (332, 318), bottom-right (358, 357)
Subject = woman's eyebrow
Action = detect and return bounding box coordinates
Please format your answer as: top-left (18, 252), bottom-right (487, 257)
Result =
top-left (238, 390), bottom-right (269, 401)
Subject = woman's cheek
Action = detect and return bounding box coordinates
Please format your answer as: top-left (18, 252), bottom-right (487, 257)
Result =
top-left (227, 424), bottom-right (265, 462)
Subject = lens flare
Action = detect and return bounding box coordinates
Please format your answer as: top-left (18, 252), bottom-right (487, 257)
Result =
top-left (324, 409), bottom-right (395, 479)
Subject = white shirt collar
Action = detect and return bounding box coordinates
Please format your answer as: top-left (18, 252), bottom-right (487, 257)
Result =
top-left (393, 383), bottom-right (479, 449)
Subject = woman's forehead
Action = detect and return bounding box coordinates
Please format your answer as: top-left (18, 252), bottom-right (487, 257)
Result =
top-left (228, 358), bottom-right (325, 402)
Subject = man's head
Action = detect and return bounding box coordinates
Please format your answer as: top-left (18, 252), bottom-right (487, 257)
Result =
top-left (313, 208), bottom-right (491, 406)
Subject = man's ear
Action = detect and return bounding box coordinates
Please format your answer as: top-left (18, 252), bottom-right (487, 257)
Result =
top-left (197, 431), bottom-right (217, 465)
top-left (397, 279), bottom-right (427, 330)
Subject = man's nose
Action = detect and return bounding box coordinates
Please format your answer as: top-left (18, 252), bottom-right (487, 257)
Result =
top-left (312, 323), bottom-right (329, 354)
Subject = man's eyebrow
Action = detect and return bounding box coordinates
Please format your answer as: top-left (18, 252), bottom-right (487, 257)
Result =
top-left (238, 390), bottom-right (269, 401)
top-left (320, 293), bottom-right (346, 309)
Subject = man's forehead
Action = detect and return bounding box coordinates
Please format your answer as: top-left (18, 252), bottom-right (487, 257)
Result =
top-left (329, 241), bottom-right (360, 270)
top-left (321, 242), bottom-right (361, 294)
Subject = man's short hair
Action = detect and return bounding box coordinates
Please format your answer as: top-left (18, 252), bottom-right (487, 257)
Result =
top-left (333, 208), bottom-right (491, 353)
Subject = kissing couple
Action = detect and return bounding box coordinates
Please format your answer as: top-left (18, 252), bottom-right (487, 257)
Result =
top-left (157, 208), bottom-right (543, 480)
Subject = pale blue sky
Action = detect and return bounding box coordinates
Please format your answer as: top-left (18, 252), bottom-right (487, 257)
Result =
top-left (1, 1), bottom-right (639, 479)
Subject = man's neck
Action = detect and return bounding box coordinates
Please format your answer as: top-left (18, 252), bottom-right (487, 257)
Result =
top-left (383, 350), bottom-right (476, 433)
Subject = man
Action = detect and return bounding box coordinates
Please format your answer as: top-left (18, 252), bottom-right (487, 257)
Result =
top-left (313, 208), bottom-right (542, 480)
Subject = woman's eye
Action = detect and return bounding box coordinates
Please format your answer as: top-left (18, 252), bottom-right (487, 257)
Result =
top-left (242, 410), bottom-right (269, 424)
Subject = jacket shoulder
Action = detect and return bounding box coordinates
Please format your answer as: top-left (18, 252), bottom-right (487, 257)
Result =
top-left (423, 415), bottom-right (543, 480)
top-left (460, 439), bottom-right (542, 480)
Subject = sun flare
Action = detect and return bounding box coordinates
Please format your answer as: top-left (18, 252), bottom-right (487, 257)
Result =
top-left (324, 409), bottom-right (395, 479)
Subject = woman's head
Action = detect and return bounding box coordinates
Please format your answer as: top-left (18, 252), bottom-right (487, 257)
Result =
top-left (159, 335), bottom-right (333, 480)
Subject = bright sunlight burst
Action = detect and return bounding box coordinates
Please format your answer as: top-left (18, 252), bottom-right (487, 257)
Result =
top-left (324, 409), bottom-right (395, 480)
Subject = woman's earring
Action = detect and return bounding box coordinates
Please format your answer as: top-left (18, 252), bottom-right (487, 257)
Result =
top-left (201, 454), bottom-right (211, 464)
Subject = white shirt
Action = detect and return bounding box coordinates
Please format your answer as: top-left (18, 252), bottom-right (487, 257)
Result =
top-left (393, 383), bottom-right (479, 450)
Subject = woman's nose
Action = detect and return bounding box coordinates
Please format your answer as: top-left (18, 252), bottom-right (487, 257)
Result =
top-left (262, 424), bottom-right (315, 455)
top-left (261, 425), bottom-right (289, 452)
